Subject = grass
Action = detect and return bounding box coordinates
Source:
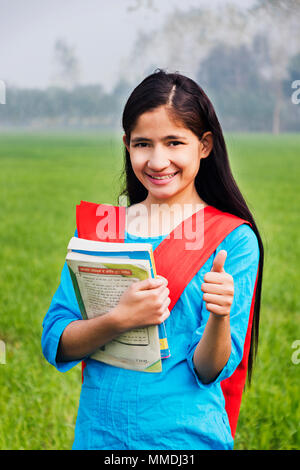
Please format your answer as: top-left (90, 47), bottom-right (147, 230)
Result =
top-left (0, 131), bottom-right (299, 450)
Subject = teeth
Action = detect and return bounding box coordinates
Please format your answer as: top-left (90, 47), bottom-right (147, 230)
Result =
top-left (149, 172), bottom-right (177, 180)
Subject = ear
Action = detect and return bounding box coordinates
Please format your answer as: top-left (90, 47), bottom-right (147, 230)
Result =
top-left (199, 131), bottom-right (213, 159)
top-left (123, 134), bottom-right (130, 153)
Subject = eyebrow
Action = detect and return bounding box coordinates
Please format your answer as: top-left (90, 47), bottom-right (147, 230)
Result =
top-left (131, 135), bottom-right (187, 143)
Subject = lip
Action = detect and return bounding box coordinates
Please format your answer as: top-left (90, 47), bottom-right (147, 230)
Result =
top-left (145, 171), bottom-right (179, 185)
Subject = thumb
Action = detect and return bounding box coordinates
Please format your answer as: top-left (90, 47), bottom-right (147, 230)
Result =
top-left (156, 275), bottom-right (168, 286)
top-left (211, 250), bottom-right (227, 273)
top-left (135, 277), bottom-right (165, 291)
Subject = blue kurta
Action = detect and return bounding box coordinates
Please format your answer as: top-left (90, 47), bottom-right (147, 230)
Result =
top-left (41, 223), bottom-right (259, 450)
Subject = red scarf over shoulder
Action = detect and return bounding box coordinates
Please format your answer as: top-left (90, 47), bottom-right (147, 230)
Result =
top-left (76, 201), bottom-right (259, 438)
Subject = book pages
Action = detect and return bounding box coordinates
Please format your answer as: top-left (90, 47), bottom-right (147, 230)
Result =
top-left (66, 251), bottom-right (162, 372)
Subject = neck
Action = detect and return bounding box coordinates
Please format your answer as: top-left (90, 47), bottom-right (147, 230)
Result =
top-left (143, 186), bottom-right (206, 212)
top-left (126, 189), bottom-right (209, 237)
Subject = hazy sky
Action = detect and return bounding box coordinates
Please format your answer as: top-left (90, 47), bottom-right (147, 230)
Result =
top-left (1, 0), bottom-right (255, 92)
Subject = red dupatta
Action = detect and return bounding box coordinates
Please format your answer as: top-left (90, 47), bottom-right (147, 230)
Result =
top-left (76, 201), bottom-right (259, 438)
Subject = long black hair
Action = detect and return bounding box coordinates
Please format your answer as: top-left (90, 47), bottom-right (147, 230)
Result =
top-left (120, 68), bottom-right (264, 384)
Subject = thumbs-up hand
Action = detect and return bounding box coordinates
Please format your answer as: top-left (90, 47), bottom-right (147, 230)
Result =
top-left (201, 250), bottom-right (234, 317)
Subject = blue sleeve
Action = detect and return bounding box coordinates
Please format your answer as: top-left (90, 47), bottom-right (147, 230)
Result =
top-left (41, 229), bottom-right (83, 372)
top-left (186, 223), bottom-right (260, 388)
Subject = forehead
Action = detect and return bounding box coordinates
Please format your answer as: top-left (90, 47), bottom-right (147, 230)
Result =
top-left (131, 106), bottom-right (193, 139)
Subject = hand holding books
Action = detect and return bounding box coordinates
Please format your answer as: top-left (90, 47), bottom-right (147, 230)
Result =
top-left (65, 237), bottom-right (170, 372)
top-left (113, 276), bottom-right (170, 332)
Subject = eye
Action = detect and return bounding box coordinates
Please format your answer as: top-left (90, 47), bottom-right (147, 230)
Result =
top-left (133, 142), bottom-right (149, 148)
top-left (169, 141), bottom-right (183, 146)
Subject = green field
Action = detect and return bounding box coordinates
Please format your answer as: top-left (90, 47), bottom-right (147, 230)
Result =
top-left (0, 131), bottom-right (299, 450)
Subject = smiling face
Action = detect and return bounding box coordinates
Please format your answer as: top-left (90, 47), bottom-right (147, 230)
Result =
top-left (123, 105), bottom-right (212, 207)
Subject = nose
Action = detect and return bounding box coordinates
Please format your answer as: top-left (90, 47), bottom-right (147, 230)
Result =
top-left (146, 145), bottom-right (170, 171)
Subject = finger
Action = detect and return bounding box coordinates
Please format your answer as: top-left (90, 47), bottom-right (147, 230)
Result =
top-left (201, 282), bottom-right (234, 296)
top-left (160, 307), bottom-right (170, 323)
top-left (204, 272), bottom-right (229, 284)
top-left (141, 283), bottom-right (169, 301)
top-left (211, 250), bottom-right (227, 273)
top-left (161, 296), bottom-right (171, 312)
top-left (203, 293), bottom-right (231, 306)
top-left (156, 275), bottom-right (168, 286)
top-left (134, 277), bottom-right (165, 291)
top-left (205, 303), bottom-right (230, 316)
top-left (160, 287), bottom-right (170, 304)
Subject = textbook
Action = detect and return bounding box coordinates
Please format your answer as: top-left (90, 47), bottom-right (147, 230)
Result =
top-left (65, 237), bottom-right (170, 372)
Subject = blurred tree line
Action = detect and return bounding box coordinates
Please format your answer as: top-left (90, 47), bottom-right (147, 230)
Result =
top-left (0, 80), bottom-right (131, 130)
top-left (0, 0), bottom-right (299, 133)
top-left (197, 43), bottom-right (300, 132)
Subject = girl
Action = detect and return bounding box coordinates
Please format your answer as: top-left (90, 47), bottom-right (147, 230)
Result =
top-left (42, 69), bottom-right (263, 450)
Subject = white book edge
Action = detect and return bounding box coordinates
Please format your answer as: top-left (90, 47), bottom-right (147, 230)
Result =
top-left (66, 251), bottom-right (151, 269)
top-left (67, 237), bottom-right (153, 253)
